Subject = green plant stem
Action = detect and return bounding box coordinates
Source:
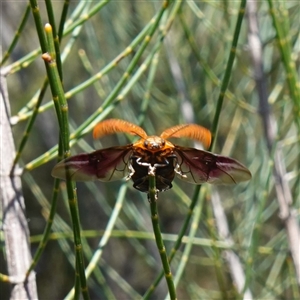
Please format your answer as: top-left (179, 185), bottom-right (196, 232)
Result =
top-left (0, 3), bottom-right (31, 66)
top-left (148, 170), bottom-right (176, 300)
top-left (143, 185), bottom-right (202, 299)
top-left (45, 0), bottom-right (63, 80)
top-left (12, 0), bottom-right (71, 167)
top-left (12, 78), bottom-right (49, 168)
top-left (4, 0), bottom-right (109, 76)
top-left (210, 0), bottom-right (247, 149)
top-left (25, 178), bottom-right (60, 278)
top-left (64, 184), bottom-right (140, 300)
top-left (58, 0), bottom-right (70, 41)
top-left (24, 136), bottom-right (62, 280)
top-left (29, 0), bottom-right (48, 53)
top-left (14, 3), bottom-right (88, 118)
top-left (145, 3), bottom-right (247, 296)
top-left (42, 23), bottom-right (89, 299)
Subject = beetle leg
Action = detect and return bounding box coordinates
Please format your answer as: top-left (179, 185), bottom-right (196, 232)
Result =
top-left (136, 157), bottom-right (151, 167)
top-left (153, 161), bottom-right (169, 169)
top-left (148, 165), bottom-right (156, 176)
top-left (175, 164), bottom-right (187, 178)
top-left (126, 164), bottom-right (135, 180)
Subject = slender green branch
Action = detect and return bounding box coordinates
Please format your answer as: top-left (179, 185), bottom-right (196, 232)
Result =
top-left (58, 0), bottom-right (70, 41)
top-left (11, 0), bottom-right (72, 167)
top-left (143, 185), bottom-right (202, 299)
top-left (148, 168), bottom-right (176, 300)
top-left (12, 78), bottom-right (48, 169)
top-left (29, 0), bottom-right (48, 53)
top-left (64, 184), bottom-right (136, 299)
top-left (45, 0), bottom-right (63, 80)
top-left (42, 24), bottom-right (89, 299)
top-left (210, 0), bottom-right (247, 150)
top-left (25, 178), bottom-right (60, 279)
top-left (4, 0), bottom-right (110, 76)
top-left (0, 4), bottom-right (31, 66)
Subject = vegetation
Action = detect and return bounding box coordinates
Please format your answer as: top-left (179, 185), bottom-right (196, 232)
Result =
top-left (1, 0), bottom-right (299, 299)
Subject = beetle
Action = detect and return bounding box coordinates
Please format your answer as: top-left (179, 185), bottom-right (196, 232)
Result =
top-left (52, 119), bottom-right (251, 193)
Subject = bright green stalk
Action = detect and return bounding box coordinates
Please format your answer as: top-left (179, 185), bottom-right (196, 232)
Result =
top-left (42, 23), bottom-right (89, 299)
top-left (12, 0), bottom-right (73, 167)
top-left (15, 2), bottom-right (89, 118)
top-left (148, 172), bottom-right (176, 300)
top-left (143, 185), bottom-right (202, 299)
top-left (44, 0), bottom-right (63, 80)
top-left (74, 258), bottom-right (81, 300)
top-left (29, 0), bottom-right (48, 53)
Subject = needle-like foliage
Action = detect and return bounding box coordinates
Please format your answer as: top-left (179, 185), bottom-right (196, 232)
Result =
top-left (1, 1), bottom-right (299, 299)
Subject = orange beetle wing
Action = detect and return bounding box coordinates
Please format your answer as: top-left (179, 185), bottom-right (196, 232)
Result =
top-left (160, 124), bottom-right (211, 149)
top-left (93, 119), bottom-right (148, 140)
top-left (174, 146), bottom-right (251, 184)
top-left (51, 145), bottom-right (133, 182)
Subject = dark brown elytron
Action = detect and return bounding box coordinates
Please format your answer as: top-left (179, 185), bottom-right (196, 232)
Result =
top-left (52, 119), bottom-right (251, 193)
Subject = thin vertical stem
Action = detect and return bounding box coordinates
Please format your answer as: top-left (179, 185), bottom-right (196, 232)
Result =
top-left (148, 167), bottom-right (176, 300)
top-left (42, 24), bottom-right (90, 299)
top-left (210, 0), bottom-right (247, 150)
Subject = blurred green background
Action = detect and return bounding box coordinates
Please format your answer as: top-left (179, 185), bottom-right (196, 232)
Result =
top-left (1, 1), bottom-right (299, 299)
